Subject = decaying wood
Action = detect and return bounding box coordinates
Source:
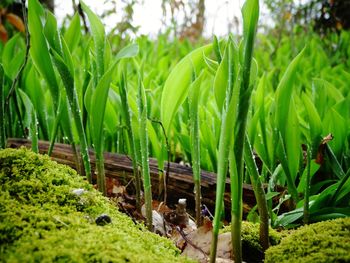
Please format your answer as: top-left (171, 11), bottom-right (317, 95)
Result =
top-left (7, 138), bottom-right (262, 217)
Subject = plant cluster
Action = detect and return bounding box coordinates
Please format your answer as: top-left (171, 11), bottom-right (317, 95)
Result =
top-left (0, 0), bottom-right (349, 261)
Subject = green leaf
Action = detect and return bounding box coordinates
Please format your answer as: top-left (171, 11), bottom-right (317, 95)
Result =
top-left (115, 43), bottom-right (139, 61)
top-left (275, 207), bottom-right (303, 227)
top-left (18, 89), bottom-right (38, 153)
top-left (64, 13), bottom-right (81, 53)
top-left (28, 0), bottom-right (59, 106)
top-left (275, 48), bottom-right (305, 138)
top-left (203, 52), bottom-right (218, 75)
top-left (301, 93), bottom-right (322, 154)
top-left (242, 0), bottom-right (259, 43)
top-left (213, 39), bottom-right (238, 111)
top-left (44, 12), bottom-right (61, 53)
top-left (285, 102), bottom-right (301, 181)
top-left (297, 161), bottom-right (320, 193)
top-left (0, 64), bottom-right (5, 148)
top-left (81, 1), bottom-right (105, 80)
top-left (2, 34), bottom-right (25, 80)
top-left (161, 43), bottom-right (213, 134)
top-left (90, 63), bottom-right (118, 154)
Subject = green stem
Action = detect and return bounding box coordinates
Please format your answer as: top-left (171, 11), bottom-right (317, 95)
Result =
top-left (244, 134), bottom-right (269, 250)
top-left (0, 65), bottom-right (5, 149)
top-left (209, 106), bottom-right (232, 262)
top-left (303, 146), bottom-right (311, 224)
top-left (137, 77), bottom-right (152, 231)
top-left (119, 72), bottom-right (141, 212)
top-left (229, 150), bottom-right (243, 262)
top-left (189, 75), bottom-right (202, 226)
top-left (96, 151), bottom-right (107, 196)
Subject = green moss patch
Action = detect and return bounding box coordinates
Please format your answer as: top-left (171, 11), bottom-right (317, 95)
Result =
top-left (0, 148), bottom-right (192, 262)
top-left (220, 221), bottom-right (282, 262)
top-left (265, 217), bottom-right (350, 263)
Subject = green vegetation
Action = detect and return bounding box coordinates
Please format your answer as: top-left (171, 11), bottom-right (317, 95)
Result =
top-left (0, 0), bottom-right (349, 261)
top-left (265, 217), bottom-right (350, 263)
top-left (0, 147), bottom-right (192, 263)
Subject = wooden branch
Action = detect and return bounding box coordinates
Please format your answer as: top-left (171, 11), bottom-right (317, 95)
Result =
top-left (7, 138), bottom-right (267, 217)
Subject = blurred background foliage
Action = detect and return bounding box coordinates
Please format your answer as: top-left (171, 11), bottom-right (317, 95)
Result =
top-left (1, 0), bottom-right (350, 43)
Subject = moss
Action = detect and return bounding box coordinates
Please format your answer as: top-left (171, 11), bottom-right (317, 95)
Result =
top-left (220, 221), bottom-right (282, 262)
top-left (0, 148), bottom-right (193, 263)
top-left (265, 217), bottom-right (350, 263)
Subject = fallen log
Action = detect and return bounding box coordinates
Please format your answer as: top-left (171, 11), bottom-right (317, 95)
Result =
top-left (6, 138), bottom-right (267, 218)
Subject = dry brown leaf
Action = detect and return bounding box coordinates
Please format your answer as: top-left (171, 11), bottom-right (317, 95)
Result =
top-left (5, 13), bottom-right (25, 33)
top-left (316, 133), bottom-right (333, 164)
top-left (178, 218), bottom-right (233, 262)
top-left (0, 24), bottom-right (8, 43)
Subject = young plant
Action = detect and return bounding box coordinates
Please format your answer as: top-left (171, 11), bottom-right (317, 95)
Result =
top-left (188, 71), bottom-right (205, 226)
top-left (81, 1), bottom-right (138, 194)
top-left (210, 1), bottom-right (260, 262)
top-left (209, 37), bottom-right (239, 262)
top-left (43, 11), bottom-right (92, 181)
top-left (136, 76), bottom-right (153, 231)
top-left (274, 48), bottom-right (306, 204)
top-left (119, 71), bottom-right (142, 212)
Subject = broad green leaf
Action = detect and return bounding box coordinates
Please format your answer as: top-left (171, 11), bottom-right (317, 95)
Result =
top-left (302, 93), bottom-right (322, 154)
top-left (324, 108), bottom-right (347, 156)
top-left (2, 34), bottom-right (25, 79)
top-left (242, 0), bottom-right (259, 44)
top-left (285, 101), bottom-right (301, 181)
top-left (24, 66), bottom-right (51, 140)
top-left (275, 207), bottom-right (303, 227)
top-left (104, 100), bottom-right (118, 134)
top-left (28, 0), bottom-right (59, 106)
top-left (203, 52), bottom-right (218, 75)
top-left (265, 191), bottom-right (280, 200)
top-left (90, 63), bottom-right (118, 153)
top-left (297, 161), bottom-right (320, 193)
top-left (214, 39), bottom-right (238, 111)
top-left (18, 89), bottom-right (38, 153)
top-left (241, 0), bottom-right (259, 95)
top-left (161, 43), bottom-right (213, 134)
top-left (81, 1), bottom-right (105, 80)
top-left (44, 12), bottom-right (61, 52)
top-left (213, 35), bottom-right (222, 63)
top-left (64, 13), bottom-right (81, 53)
top-left (275, 48), bottom-right (305, 137)
top-left (147, 120), bottom-right (161, 159)
top-left (115, 43), bottom-right (139, 61)
top-left (333, 169), bottom-right (350, 205)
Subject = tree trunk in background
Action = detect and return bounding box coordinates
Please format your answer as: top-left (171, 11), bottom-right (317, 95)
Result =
top-left (40, 0), bottom-right (54, 13)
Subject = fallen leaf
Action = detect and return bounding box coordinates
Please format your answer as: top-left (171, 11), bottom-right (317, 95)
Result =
top-left (178, 218), bottom-right (233, 262)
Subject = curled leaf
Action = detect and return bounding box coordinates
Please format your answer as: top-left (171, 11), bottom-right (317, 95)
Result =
top-left (315, 133), bottom-right (334, 164)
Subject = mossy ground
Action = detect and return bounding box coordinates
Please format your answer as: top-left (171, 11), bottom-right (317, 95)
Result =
top-left (264, 217), bottom-right (350, 263)
top-left (220, 221), bottom-right (282, 262)
top-left (0, 148), bottom-right (193, 263)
